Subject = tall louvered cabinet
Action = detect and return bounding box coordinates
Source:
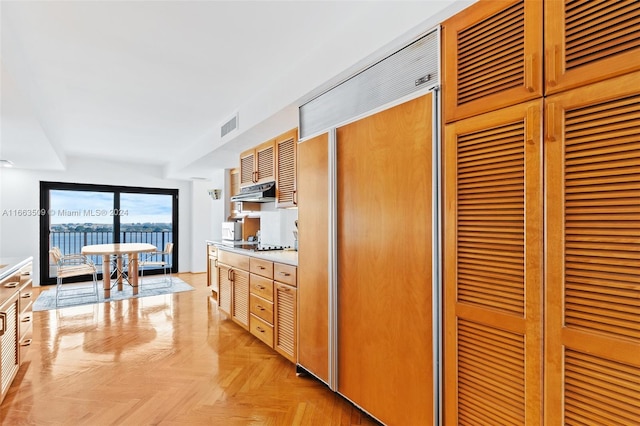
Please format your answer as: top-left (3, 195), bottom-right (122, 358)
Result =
top-left (545, 0), bottom-right (640, 95)
top-left (545, 71), bottom-right (640, 425)
top-left (444, 100), bottom-right (544, 425)
top-left (275, 128), bottom-right (298, 208)
top-left (442, 0), bottom-right (543, 123)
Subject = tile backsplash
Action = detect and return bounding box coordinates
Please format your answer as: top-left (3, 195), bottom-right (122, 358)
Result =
top-left (259, 204), bottom-right (298, 247)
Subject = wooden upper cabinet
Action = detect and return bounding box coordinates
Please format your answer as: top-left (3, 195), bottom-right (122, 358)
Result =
top-left (442, 0), bottom-right (543, 123)
top-left (545, 0), bottom-right (640, 95)
top-left (544, 72), bottom-right (640, 425)
top-left (239, 140), bottom-right (275, 187)
top-left (275, 128), bottom-right (298, 208)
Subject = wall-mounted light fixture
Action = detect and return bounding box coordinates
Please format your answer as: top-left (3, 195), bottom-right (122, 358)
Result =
top-left (208, 189), bottom-right (222, 200)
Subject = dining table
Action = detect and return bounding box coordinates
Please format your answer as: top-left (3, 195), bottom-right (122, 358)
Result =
top-left (81, 243), bottom-right (157, 298)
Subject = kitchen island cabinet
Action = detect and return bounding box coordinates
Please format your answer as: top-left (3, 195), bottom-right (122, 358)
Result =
top-left (0, 257), bottom-right (33, 405)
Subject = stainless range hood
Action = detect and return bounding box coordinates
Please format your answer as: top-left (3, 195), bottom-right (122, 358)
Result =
top-left (230, 181), bottom-right (276, 203)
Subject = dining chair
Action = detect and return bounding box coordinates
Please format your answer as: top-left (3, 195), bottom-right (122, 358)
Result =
top-left (49, 247), bottom-right (99, 307)
top-left (138, 242), bottom-right (173, 287)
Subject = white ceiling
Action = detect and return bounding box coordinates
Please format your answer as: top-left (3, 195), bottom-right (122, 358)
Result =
top-left (0, 0), bottom-right (471, 180)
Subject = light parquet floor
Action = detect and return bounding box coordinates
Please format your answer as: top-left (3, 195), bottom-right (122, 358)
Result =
top-left (1, 273), bottom-right (379, 426)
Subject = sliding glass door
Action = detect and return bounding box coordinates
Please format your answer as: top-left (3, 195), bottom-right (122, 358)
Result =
top-left (40, 182), bottom-right (178, 285)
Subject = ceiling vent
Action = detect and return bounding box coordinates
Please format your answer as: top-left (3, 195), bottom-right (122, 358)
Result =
top-left (220, 113), bottom-right (238, 138)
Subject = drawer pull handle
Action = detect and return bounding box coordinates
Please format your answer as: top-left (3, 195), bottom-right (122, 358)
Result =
top-left (258, 266), bottom-right (265, 270)
top-left (256, 285), bottom-right (265, 290)
top-left (256, 305), bottom-right (265, 311)
top-left (256, 326), bottom-right (265, 333)
top-left (20, 339), bottom-right (32, 347)
top-left (279, 272), bottom-right (290, 276)
top-left (21, 292), bottom-right (33, 299)
top-left (4, 282), bottom-right (19, 288)
top-left (21, 316), bottom-right (31, 323)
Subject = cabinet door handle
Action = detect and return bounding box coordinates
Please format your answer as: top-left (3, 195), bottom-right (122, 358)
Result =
top-left (0, 312), bottom-right (6, 333)
top-left (20, 339), bottom-right (32, 347)
top-left (546, 45), bottom-right (559, 87)
top-left (524, 54), bottom-right (535, 92)
top-left (214, 259), bottom-right (218, 268)
top-left (293, 189), bottom-right (297, 205)
top-left (21, 292), bottom-right (33, 299)
top-left (546, 102), bottom-right (557, 142)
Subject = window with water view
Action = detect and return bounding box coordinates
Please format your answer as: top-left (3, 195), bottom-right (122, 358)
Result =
top-left (40, 182), bottom-right (178, 285)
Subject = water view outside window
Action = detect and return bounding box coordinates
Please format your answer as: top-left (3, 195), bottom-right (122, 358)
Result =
top-left (48, 190), bottom-right (173, 279)
top-left (120, 192), bottom-right (173, 250)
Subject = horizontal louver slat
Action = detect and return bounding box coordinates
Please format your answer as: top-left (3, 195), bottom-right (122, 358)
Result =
top-left (457, 2), bottom-right (524, 106)
top-left (563, 93), bottom-right (640, 342)
top-left (564, 350), bottom-right (640, 424)
top-left (277, 138), bottom-right (295, 204)
top-left (564, 0), bottom-right (640, 70)
top-left (457, 121), bottom-right (525, 315)
top-left (458, 320), bottom-right (525, 425)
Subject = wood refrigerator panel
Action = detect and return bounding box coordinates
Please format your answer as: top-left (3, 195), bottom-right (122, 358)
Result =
top-left (336, 93), bottom-right (434, 425)
top-left (297, 133), bottom-right (330, 383)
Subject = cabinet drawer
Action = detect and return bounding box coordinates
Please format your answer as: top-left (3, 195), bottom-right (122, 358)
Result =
top-left (250, 258), bottom-right (273, 279)
top-left (218, 250), bottom-right (249, 270)
top-left (19, 327), bottom-right (32, 364)
top-left (208, 245), bottom-right (217, 257)
top-left (250, 314), bottom-right (274, 347)
top-left (250, 294), bottom-right (274, 324)
top-left (19, 283), bottom-right (33, 313)
top-left (19, 311), bottom-right (32, 338)
top-left (274, 263), bottom-right (297, 287)
top-left (250, 274), bottom-right (273, 301)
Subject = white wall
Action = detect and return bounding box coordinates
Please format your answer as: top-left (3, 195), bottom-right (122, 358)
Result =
top-left (0, 156), bottom-right (225, 285)
top-left (189, 170), bottom-right (226, 273)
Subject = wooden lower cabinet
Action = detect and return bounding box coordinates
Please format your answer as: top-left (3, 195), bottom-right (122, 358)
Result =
top-left (0, 259), bottom-right (33, 405)
top-left (274, 283), bottom-right (296, 363)
top-left (217, 248), bottom-right (297, 364)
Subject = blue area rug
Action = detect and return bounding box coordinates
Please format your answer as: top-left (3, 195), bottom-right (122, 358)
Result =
top-left (33, 277), bottom-right (194, 311)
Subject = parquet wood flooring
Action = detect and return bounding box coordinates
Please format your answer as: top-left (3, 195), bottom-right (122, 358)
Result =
top-left (1, 273), bottom-right (379, 426)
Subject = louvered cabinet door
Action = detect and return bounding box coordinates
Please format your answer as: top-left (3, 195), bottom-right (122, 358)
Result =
top-left (275, 129), bottom-right (297, 208)
top-left (545, 72), bottom-right (640, 425)
top-left (231, 269), bottom-right (250, 330)
top-left (545, 0), bottom-right (640, 95)
top-left (444, 100), bottom-right (543, 425)
top-left (255, 140), bottom-right (275, 184)
top-left (274, 283), bottom-right (297, 363)
top-left (239, 150), bottom-right (255, 187)
top-left (217, 264), bottom-right (232, 316)
top-left (442, 0), bottom-right (543, 123)
top-left (0, 293), bottom-right (19, 405)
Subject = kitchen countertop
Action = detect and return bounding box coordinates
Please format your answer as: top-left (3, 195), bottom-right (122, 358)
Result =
top-left (0, 256), bottom-right (33, 281)
top-left (207, 240), bottom-right (297, 267)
